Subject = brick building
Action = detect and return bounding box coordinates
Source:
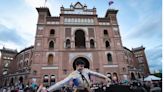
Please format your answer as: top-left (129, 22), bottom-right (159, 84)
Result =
top-left (0, 47), bottom-right (17, 86)
top-left (123, 46), bottom-right (150, 80)
top-left (0, 2), bottom-right (150, 87)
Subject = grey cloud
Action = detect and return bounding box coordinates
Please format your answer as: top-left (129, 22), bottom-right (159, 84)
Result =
top-left (0, 24), bottom-right (26, 45)
top-left (121, 0), bottom-right (162, 40)
top-left (126, 15), bottom-right (162, 39)
top-left (125, 0), bottom-right (161, 15)
top-left (145, 44), bottom-right (162, 71)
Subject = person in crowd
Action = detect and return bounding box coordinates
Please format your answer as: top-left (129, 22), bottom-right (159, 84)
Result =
top-left (24, 87), bottom-right (34, 92)
top-left (31, 78), bottom-right (38, 91)
top-left (150, 83), bottom-right (161, 92)
top-left (37, 84), bottom-right (48, 92)
top-left (17, 81), bottom-right (24, 92)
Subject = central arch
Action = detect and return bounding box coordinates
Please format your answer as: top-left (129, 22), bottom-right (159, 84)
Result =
top-left (73, 57), bottom-right (90, 70)
top-left (75, 30), bottom-right (86, 48)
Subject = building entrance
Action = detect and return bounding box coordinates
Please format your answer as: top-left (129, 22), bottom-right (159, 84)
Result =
top-left (73, 57), bottom-right (90, 70)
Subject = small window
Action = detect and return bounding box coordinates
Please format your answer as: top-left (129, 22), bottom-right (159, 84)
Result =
top-left (66, 39), bottom-right (71, 48)
top-left (48, 54), bottom-right (53, 65)
top-left (50, 75), bottom-right (55, 86)
top-left (107, 53), bottom-right (112, 62)
top-left (49, 41), bottom-right (54, 48)
top-left (104, 30), bottom-right (108, 35)
top-left (90, 39), bottom-right (95, 48)
top-left (50, 29), bottom-right (55, 35)
top-left (105, 41), bottom-right (110, 48)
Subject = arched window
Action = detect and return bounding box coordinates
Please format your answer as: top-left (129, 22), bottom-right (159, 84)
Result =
top-left (90, 39), bottom-right (95, 48)
top-left (107, 53), bottom-right (112, 63)
top-left (43, 75), bottom-right (49, 87)
top-left (75, 30), bottom-right (86, 48)
top-left (50, 29), bottom-right (55, 36)
top-left (49, 41), bottom-right (54, 48)
top-left (113, 72), bottom-right (118, 83)
top-left (66, 39), bottom-right (71, 48)
top-left (105, 41), bottom-right (110, 48)
top-left (104, 30), bottom-right (108, 35)
top-left (50, 75), bottom-right (55, 86)
top-left (48, 54), bottom-right (53, 65)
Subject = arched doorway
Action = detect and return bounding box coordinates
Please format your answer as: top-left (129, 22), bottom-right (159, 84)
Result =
top-left (73, 57), bottom-right (90, 70)
top-left (131, 72), bottom-right (136, 80)
top-left (19, 76), bottom-right (23, 83)
top-left (75, 30), bottom-right (86, 48)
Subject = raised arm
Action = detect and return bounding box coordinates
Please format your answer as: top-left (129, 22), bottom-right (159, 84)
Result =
top-left (88, 69), bottom-right (111, 83)
top-left (88, 69), bottom-right (108, 79)
top-left (47, 75), bottom-right (72, 92)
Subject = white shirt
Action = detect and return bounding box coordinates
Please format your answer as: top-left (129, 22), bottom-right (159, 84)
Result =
top-left (47, 68), bottom-right (108, 92)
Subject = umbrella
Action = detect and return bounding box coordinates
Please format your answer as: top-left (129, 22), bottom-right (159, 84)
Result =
top-left (144, 75), bottom-right (161, 81)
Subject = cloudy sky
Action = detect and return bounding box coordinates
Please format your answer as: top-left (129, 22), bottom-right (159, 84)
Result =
top-left (0, 0), bottom-right (162, 73)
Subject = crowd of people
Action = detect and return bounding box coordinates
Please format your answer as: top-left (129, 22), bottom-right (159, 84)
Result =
top-left (0, 80), bottom-right (162, 92)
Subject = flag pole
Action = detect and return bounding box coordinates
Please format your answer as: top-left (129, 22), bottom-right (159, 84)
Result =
top-left (108, 1), bottom-right (114, 9)
top-left (44, 0), bottom-right (47, 7)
